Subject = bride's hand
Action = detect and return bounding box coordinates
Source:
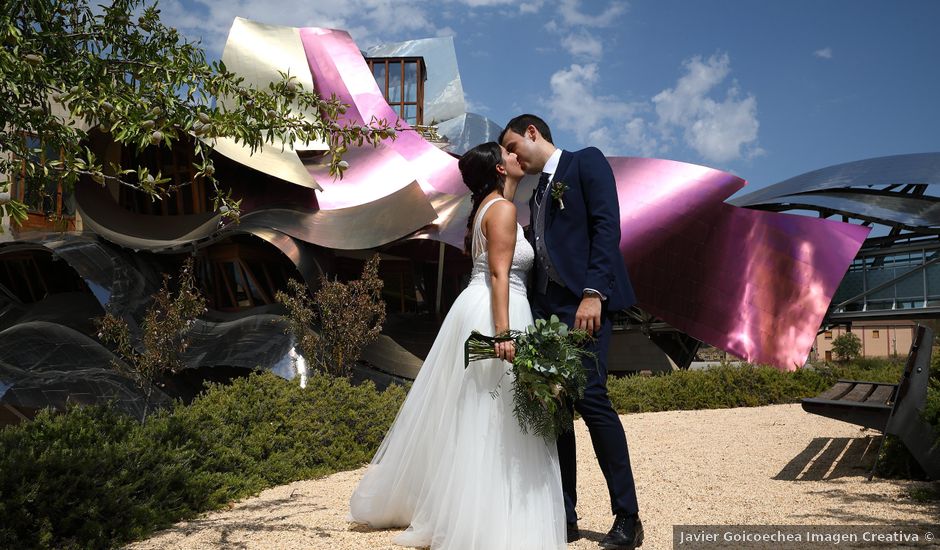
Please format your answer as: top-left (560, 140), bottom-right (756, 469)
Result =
top-left (495, 339), bottom-right (515, 363)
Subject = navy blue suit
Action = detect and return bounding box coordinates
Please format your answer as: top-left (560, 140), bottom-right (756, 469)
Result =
top-left (527, 147), bottom-right (639, 522)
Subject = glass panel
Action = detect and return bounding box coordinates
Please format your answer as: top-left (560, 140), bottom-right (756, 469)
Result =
top-left (866, 300), bottom-right (893, 310)
top-left (25, 135), bottom-right (41, 152)
top-left (404, 104), bottom-right (417, 126)
top-left (925, 262), bottom-right (940, 298)
top-left (866, 266), bottom-right (895, 301)
top-left (387, 61), bottom-right (401, 103)
top-left (222, 261), bottom-right (251, 307)
top-left (247, 260), bottom-right (275, 295)
top-left (832, 270), bottom-right (864, 303)
top-left (372, 62), bottom-right (386, 94)
top-left (20, 136), bottom-right (43, 211)
top-left (404, 61), bottom-right (418, 102)
top-left (894, 269), bottom-right (923, 301)
top-left (240, 262), bottom-right (267, 304)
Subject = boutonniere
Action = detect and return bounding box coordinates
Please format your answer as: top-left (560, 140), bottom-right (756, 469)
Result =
top-left (551, 181), bottom-right (568, 210)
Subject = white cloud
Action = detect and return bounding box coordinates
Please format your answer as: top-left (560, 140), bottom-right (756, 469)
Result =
top-left (561, 31), bottom-right (603, 60)
top-left (519, 1), bottom-right (545, 14)
top-left (558, 0), bottom-right (627, 27)
top-left (545, 63), bottom-right (653, 155)
top-left (457, 0), bottom-right (515, 6)
top-left (464, 92), bottom-right (489, 113)
top-left (652, 53), bottom-right (761, 163)
top-left (814, 47), bottom-right (833, 59)
top-left (161, 0), bottom-right (440, 55)
top-left (543, 52), bottom-right (760, 164)
top-left (621, 118), bottom-right (658, 157)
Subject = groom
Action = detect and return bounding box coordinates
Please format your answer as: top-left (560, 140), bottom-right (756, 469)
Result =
top-left (501, 115), bottom-right (643, 549)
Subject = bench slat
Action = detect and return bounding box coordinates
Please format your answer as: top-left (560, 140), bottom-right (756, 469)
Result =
top-left (841, 383), bottom-right (874, 402)
top-left (817, 382), bottom-right (853, 400)
top-left (865, 384), bottom-right (895, 405)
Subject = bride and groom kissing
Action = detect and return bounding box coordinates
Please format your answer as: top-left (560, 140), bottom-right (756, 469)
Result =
top-left (349, 114), bottom-right (644, 550)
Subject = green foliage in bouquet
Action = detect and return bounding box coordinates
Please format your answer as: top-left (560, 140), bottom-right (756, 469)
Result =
top-left (465, 315), bottom-right (594, 442)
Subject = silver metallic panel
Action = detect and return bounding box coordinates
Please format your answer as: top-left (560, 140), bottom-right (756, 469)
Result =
top-left (75, 180), bottom-right (221, 250)
top-left (0, 321), bottom-right (171, 420)
top-left (731, 152), bottom-right (940, 206)
top-left (364, 36), bottom-right (466, 125)
top-left (180, 314), bottom-right (295, 372)
top-left (436, 112), bottom-right (505, 156)
top-left (745, 191), bottom-right (940, 228)
top-left (240, 181), bottom-right (438, 250)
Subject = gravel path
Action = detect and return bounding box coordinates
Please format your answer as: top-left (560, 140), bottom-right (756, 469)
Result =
top-left (127, 404), bottom-right (939, 549)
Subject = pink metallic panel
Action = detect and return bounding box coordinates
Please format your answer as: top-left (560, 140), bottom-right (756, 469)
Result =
top-left (610, 157), bottom-right (870, 370)
top-left (299, 27), bottom-right (465, 209)
top-left (293, 27), bottom-right (871, 370)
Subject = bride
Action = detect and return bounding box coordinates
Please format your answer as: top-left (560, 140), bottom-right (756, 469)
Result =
top-left (348, 142), bottom-right (566, 549)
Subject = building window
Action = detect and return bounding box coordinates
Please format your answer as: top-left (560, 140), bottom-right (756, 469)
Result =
top-left (366, 57), bottom-right (426, 126)
top-left (0, 251), bottom-right (87, 303)
top-left (872, 330), bottom-right (880, 339)
top-left (9, 134), bottom-right (75, 219)
top-left (824, 331), bottom-right (833, 340)
top-left (199, 242), bottom-right (296, 312)
top-left (118, 141), bottom-right (207, 216)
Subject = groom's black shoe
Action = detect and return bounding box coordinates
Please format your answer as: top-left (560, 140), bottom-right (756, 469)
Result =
top-left (566, 521), bottom-right (581, 543)
top-left (599, 514), bottom-right (643, 549)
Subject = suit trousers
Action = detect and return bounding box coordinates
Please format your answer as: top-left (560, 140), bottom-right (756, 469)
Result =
top-left (531, 280), bottom-right (639, 522)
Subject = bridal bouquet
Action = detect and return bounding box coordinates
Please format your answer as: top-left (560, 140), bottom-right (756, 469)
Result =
top-left (464, 315), bottom-right (594, 442)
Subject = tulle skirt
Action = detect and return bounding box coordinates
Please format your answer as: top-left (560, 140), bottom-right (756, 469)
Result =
top-left (348, 279), bottom-right (566, 549)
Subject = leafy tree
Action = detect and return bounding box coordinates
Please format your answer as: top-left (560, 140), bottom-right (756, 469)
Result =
top-left (0, 0), bottom-right (394, 226)
top-left (831, 332), bottom-right (862, 361)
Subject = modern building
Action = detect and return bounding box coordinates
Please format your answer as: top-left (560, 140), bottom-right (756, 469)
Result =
top-left (2, 17), bottom-right (905, 423)
top-left (813, 320), bottom-right (916, 361)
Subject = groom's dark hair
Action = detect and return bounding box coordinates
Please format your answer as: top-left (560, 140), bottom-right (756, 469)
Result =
top-left (499, 114), bottom-right (553, 145)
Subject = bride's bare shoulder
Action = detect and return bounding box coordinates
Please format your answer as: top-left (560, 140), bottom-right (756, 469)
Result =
top-left (481, 199), bottom-right (517, 238)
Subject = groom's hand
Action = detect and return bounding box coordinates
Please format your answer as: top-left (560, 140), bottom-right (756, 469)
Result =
top-left (575, 295), bottom-right (602, 334)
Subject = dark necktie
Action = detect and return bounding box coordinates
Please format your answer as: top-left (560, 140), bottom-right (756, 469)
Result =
top-left (535, 172), bottom-right (551, 206)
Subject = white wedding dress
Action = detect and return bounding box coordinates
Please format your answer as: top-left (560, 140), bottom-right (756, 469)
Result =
top-left (348, 197), bottom-right (566, 549)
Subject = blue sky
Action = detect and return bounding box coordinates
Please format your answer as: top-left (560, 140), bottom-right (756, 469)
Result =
top-left (163, 0), bottom-right (940, 194)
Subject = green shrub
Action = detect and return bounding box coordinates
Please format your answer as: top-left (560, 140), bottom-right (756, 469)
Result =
top-left (0, 371), bottom-right (405, 549)
top-left (0, 356), bottom-right (927, 549)
top-left (0, 406), bottom-right (209, 549)
top-left (832, 332), bottom-right (862, 361)
top-left (173, 372), bottom-right (406, 501)
top-left (605, 362), bottom-right (899, 414)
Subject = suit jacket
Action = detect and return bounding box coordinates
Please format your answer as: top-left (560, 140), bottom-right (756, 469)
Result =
top-left (527, 147), bottom-right (636, 312)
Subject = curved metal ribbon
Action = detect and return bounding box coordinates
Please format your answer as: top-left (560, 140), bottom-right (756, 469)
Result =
top-left (610, 157), bottom-right (870, 369)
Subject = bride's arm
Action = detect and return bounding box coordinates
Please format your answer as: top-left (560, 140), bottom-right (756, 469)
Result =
top-left (483, 200), bottom-right (518, 362)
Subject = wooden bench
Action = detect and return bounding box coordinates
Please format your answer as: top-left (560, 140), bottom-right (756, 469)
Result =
top-left (802, 325), bottom-right (939, 480)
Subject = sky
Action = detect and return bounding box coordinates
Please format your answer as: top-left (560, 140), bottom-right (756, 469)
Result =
top-left (161, 0), bottom-right (940, 195)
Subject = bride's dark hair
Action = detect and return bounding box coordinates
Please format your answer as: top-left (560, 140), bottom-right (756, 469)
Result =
top-left (458, 142), bottom-right (506, 254)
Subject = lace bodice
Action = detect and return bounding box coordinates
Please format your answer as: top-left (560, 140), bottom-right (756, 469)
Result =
top-left (469, 198), bottom-right (534, 295)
